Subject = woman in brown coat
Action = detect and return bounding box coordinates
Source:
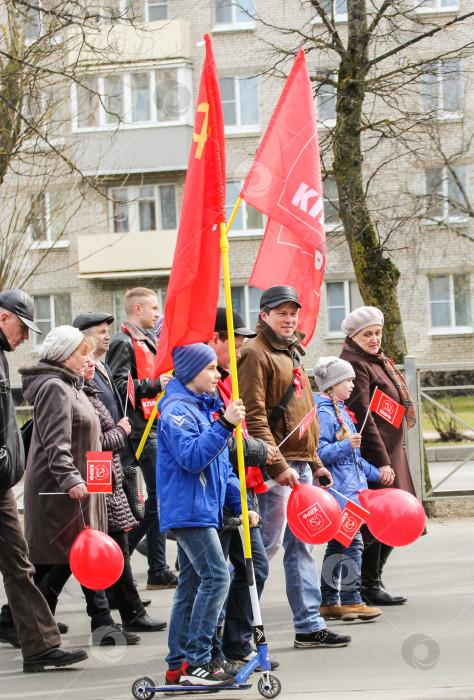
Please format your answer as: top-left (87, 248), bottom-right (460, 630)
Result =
top-left (21, 325), bottom-right (139, 646)
top-left (339, 307), bottom-right (417, 606)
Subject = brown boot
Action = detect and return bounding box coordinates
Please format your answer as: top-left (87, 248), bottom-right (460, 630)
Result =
top-left (319, 604), bottom-right (342, 620)
top-left (340, 602), bottom-right (382, 621)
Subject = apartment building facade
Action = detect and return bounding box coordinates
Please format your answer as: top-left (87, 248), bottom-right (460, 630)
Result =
top-left (8, 0), bottom-right (474, 388)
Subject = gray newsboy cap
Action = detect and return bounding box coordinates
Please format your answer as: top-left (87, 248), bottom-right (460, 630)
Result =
top-left (72, 312), bottom-right (114, 331)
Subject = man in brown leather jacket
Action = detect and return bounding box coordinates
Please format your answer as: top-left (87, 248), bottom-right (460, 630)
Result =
top-left (238, 285), bottom-right (351, 649)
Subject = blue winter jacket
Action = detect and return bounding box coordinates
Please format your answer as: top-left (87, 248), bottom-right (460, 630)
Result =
top-left (314, 394), bottom-right (380, 509)
top-left (157, 378), bottom-right (245, 531)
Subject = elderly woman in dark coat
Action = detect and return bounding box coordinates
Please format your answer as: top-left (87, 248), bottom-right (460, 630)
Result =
top-left (339, 307), bottom-right (417, 606)
top-left (21, 326), bottom-right (139, 646)
top-left (82, 353), bottom-right (167, 634)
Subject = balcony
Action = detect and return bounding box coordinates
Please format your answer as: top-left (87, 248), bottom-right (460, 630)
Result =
top-left (69, 19), bottom-right (191, 65)
top-left (77, 229), bottom-right (178, 278)
top-left (74, 124), bottom-right (193, 176)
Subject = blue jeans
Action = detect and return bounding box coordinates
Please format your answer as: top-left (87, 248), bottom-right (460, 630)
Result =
top-left (128, 437), bottom-right (167, 574)
top-left (167, 527), bottom-right (230, 669)
top-left (213, 522), bottom-right (269, 660)
top-left (257, 461), bottom-right (325, 634)
top-left (320, 532), bottom-right (363, 606)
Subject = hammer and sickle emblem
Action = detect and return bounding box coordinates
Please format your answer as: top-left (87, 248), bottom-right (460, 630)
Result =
top-left (193, 102), bottom-right (209, 160)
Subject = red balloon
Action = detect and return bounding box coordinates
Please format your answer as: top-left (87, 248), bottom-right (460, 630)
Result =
top-left (359, 488), bottom-right (426, 547)
top-left (286, 483), bottom-right (342, 545)
top-left (69, 527), bottom-right (124, 589)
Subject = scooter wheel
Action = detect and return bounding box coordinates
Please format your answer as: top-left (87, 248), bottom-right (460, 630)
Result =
top-left (258, 673), bottom-right (282, 698)
top-left (131, 676), bottom-right (156, 699)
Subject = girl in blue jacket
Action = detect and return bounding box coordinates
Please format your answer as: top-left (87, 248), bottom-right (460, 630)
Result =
top-left (313, 357), bottom-right (394, 623)
top-left (156, 343), bottom-right (257, 688)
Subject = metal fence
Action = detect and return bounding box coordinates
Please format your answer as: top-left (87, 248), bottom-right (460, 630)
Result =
top-left (404, 357), bottom-right (474, 502)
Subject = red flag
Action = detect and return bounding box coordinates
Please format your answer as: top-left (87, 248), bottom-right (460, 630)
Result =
top-left (127, 371), bottom-right (135, 410)
top-left (240, 49), bottom-right (326, 345)
top-left (240, 49), bottom-right (325, 250)
top-left (334, 499), bottom-right (369, 547)
top-left (249, 220), bottom-right (326, 345)
top-left (298, 404), bottom-right (318, 440)
top-left (370, 388), bottom-right (405, 429)
top-left (153, 35), bottom-right (226, 378)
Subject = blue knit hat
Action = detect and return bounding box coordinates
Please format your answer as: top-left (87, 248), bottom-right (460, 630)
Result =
top-left (172, 343), bottom-right (217, 386)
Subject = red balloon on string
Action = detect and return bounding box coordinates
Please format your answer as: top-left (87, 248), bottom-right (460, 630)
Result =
top-left (359, 488), bottom-right (425, 547)
top-left (69, 527), bottom-right (124, 589)
top-left (286, 483), bottom-right (342, 545)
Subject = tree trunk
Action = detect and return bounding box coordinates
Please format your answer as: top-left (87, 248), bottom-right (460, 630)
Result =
top-left (332, 0), bottom-right (407, 363)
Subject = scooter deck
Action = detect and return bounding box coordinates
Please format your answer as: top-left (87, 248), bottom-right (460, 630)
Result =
top-left (151, 683), bottom-right (252, 692)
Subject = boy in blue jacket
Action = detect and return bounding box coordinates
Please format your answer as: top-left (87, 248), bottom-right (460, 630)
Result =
top-left (157, 343), bottom-right (258, 687)
top-left (313, 357), bottom-right (394, 623)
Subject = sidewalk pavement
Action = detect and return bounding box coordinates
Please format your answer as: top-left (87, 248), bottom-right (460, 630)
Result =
top-left (1, 517), bottom-right (473, 700)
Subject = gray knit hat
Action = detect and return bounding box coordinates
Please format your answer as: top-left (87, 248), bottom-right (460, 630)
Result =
top-left (341, 306), bottom-right (384, 338)
top-left (40, 325), bottom-right (85, 363)
top-left (314, 356), bottom-right (355, 393)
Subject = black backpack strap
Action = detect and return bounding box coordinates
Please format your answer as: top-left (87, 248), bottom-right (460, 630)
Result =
top-left (268, 353), bottom-right (300, 435)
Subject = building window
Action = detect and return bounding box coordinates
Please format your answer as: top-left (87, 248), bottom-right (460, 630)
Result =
top-left (225, 181), bottom-right (264, 235)
top-left (312, 0), bottom-right (348, 22)
top-left (25, 3), bottom-right (41, 41)
top-left (425, 165), bottom-right (467, 222)
top-left (74, 67), bottom-right (190, 130)
top-left (429, 275), bottom-right (472, 332)
top-left (219, 76), bottom-right (259, 130)
top-left (214, 0), bottom-right (255, 27)
top-left (326, 281), bottom-right (363, 335)
top-left (143, 0), bottom-right (168, 20)
top-left (422, 59), bottom-right (462, 116)
top-left (109, 184), bottom-right (177, 233)
top-left (33, 294), bottom-right (72, 346)
top-left (323, 176), bottom-right (340, 229)
top-left (417, 0), bottom-right (458, 10)
top-left (316, 73), bottom-right (337, 123)
top-left (101, 0), bottom-right (135, 23)
top-left (28, 192), bottom-right (70, 246)
top-left (231, 285), bottom-right (262, 331)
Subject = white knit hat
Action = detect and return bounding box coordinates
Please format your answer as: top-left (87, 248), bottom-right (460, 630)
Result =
top-left (40, 325), bottom-right (85, 363)
top-left (314, 356), bottom-right (355, 393)
top-left (341, 306), bottom-right (384, 338)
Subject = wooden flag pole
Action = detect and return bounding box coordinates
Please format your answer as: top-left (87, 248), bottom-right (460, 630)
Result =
top-left (219, 220), bottom-right (252, 561)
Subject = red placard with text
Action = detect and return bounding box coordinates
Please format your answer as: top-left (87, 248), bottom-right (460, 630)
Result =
top-left (334, 499), bottom-right (370, 547)
top-left (369, 388), bottom-right (405, 429)
top-left (86, 451), bottom-right (113, 493)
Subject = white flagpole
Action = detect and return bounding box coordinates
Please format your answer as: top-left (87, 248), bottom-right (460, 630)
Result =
top-left (276, 406), bottom-right (317, 450)
top-left (358, 386), bottom-right (378, 435)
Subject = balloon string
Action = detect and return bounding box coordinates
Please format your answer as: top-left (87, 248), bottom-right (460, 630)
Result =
top-left (79, 500), bottom-right (86, 529)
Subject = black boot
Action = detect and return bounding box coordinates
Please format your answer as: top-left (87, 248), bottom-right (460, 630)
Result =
top-left (360, 541), bottom-right (407, 606)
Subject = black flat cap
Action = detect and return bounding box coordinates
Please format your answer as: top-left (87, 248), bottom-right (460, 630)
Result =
top-left (260, 285), bottom-right (301, 310)
top-left (215, 308), bottom-right (256, 337)
top-left (72, 312), bottom-right (114, 331)
top-left (0, 289), bottom-right (41, 333)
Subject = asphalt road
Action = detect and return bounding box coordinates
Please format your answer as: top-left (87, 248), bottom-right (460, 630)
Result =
top-left (1, 517), bottom-right (473, 700)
